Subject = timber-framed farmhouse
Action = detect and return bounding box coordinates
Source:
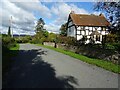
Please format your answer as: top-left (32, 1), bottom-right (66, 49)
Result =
top-left (66, 11), bottom-right (110, 44)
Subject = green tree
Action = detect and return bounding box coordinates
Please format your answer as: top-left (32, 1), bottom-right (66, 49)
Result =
top-left (35, 18), bottom-right (45, 33)
top-left (47, 33), bottom-right (57, 42)
top-left (43, 30), bottom-right (49, 37)
top-left (94, 2), bottom-right (120, 34)
top-left (34, 18), bottom-right (49, 43)
top-left (8, 26), bottom-right (11, 37)
top-left (60, 23), bottom-right (67, 36)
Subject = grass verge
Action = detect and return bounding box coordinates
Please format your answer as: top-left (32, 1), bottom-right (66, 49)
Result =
top-left (3, 44), bottom-right (19, 74)
top-left (36, 44), bottom-right (120, 73)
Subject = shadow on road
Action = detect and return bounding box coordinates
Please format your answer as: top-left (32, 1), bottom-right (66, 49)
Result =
top-left (3, 48), bottom-right (78, 88)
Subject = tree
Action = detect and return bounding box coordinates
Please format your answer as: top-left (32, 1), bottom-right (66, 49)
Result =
top-left (47, 33), bottom-right (57, 42)
top-left (34, 18), bottom-right (50, 44)
top-left (43, 30), bottom-right (49, 38)
top-left (35, 18), bottom-right (45, 33)
top-left (8, 26), bottom-right (11, 37)
top-left (60, 23), bottom-right (67, 36)
top-left (94, 2), bottom-right (120, 34)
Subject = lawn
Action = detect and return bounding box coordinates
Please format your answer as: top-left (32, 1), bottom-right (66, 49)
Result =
top-left (36, 44), bottom-right (120, 73)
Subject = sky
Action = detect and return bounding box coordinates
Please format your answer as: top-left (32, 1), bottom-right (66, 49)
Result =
top-left (0, 0), bottom-right (103, 35)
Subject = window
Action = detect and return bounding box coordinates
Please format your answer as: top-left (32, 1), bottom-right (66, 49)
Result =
top-left (81, 26), bottom-right (84, 30)
top-left (103, 27), bottom-right (106, 31)
top-left (96, 35), bottom-right (100, 41)
top-left (69, 27), bottom-right (71, 32)
top-left (85, 30), bottom-right (89, 35)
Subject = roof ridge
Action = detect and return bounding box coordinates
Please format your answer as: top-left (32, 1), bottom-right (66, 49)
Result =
top-left (71, 13), bottom-right (102, 17)
top-left (69, 13), bottom-right (110, 26)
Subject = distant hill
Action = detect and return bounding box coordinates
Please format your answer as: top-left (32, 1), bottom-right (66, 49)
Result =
top-left (13, 34), bottom-right (34, 37)
top-left (1, 34), bottom-right (34, 37)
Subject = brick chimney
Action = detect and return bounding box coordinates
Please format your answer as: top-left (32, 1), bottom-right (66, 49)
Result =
top-left (70, 10), bottom-right (75, 14)
top-left (99, 13), bottom-right (104, 17)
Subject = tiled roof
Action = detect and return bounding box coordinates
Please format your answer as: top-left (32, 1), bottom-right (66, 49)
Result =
top-left (70, 14), bottom-right (110, 26)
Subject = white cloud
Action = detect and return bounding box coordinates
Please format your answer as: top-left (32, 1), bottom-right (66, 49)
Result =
top-left (44, 3), bottom-right (89, 33)
top-left (93, 11), bottom-right (101, 15)
top-left (51, 3), bottom-right (89, 26)
top-left (11, 1), bottom-right (52, 18)
top-left (1, 1), bottom-right (90, 35)
top-left (44, 24), bottom-right (60, 34)
top-left (1, 0), bottom-right (37, 35)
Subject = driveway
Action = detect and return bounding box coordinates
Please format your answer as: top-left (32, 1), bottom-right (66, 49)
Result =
top-left (3, 44), bottom-right (118, 88)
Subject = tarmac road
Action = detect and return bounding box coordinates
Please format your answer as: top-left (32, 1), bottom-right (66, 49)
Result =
top-left (3, 44), bottom-right (118, 88)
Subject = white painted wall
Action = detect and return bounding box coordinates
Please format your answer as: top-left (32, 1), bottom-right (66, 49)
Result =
top-left (81, 31), bottom-right (85, 35)
top-left (101, 31), bottom-right (106, 35)
top-left (77, 31), bottom-right (80, 34)
top-left (67, 20), bottom-right (76, 37)
top-left (85, 30), bottom-right (89, 35)
top-left (67, 26), bottom-right (76, 37)
top-left (67, 25), bottom-right (109, 44)
top-left (77, 27), bottom-right (81, 30)
top-left (93, 27), bottom-right (95, 31)
top-left (68, 21), bottom-right (73, 27)
top-left (89, 27), bottom-right (92, 31)
top-left (97, 27), bottom-right (101, 30)
top-left (85, 26), bottom-right (89, 29)
top-left (89, 32), bottom-right (92, 35)
top-left (77, 35), bottom-right (83, 40)
top-left (100, 35), bottom-right (102, 41)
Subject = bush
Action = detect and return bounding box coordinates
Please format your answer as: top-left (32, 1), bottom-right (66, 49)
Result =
top-left (15, 35), bottom-right (32, 43)
top-left (106, 34), bottom-right (119, 43)
top-left (58, 36), bottom-right (77, 46)
top-left (2, 35), bottom-right (16, 48)
top-left (30, 37), bottom-right (44, 44)
top-left (105, 43), bottom-right (120, 51)
top-left (105, 44), bottom-right (115, 50)
top-left (46, 33), bottom-right (57, 42)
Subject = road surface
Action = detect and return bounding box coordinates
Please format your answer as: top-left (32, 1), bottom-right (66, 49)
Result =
top-left (3, 44), bottom-right (118, 88)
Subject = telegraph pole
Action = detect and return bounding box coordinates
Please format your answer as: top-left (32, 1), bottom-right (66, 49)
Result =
top-left (10, 16), bottom-right (13, 38)
top-left (19, 29), bottom-right (20, 40)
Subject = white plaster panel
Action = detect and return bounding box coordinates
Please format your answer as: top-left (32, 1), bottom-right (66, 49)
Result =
top-left (77, 26), bottom-right (81, 30)
top-left (87, 36), bottom-right (90, 38)
top-left (97, 27), bottom-right (101, 30)
top-left (85, 30), bottom-right (89, 35)
top-left (77, 35), bottom-right (83, 40)
top-left (93, 27), bottom-right (95, 31)
top-left (68, 21), bottom-right (73, 27)
top-left (77, 31), bottom-right (80, 34)
top-left (85, 26), bottom-right (89, 29)
top-left (98, 31), bottom-right (100, 33)
top-left (89, 27), bottom-right (92, 30)
top-left (67, 26), bottom-right (76, 37)
top-left (101, 31), bottom-right (105, 35)
top-left (81, 31), bottom-right (85, 35)
top-left (100, 35), bottom-right (102, 41)
top-left (85, 40), bottom-right (90, 44)
top-left (89, 32), bottom-right (92, 35)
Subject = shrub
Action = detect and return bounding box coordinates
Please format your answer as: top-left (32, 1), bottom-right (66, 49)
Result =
top-left (58, 36), bottom-right (77, 46)
top-left (106, 34), bottom-right (119, 43)
top-left (47, 33), bottom-right (57, 42)
top-left (105, 43), bottom-right (120, 51)
top-left (2, 35), bottom-right (16, 48)
top-left (105, 44), bottom-right (116, 50)
top-left (15, 35), bottom-right (32, 43)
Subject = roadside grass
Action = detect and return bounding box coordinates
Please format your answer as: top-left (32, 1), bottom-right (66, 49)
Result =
top-left (3, 44), bottom-right (19, 74)
top-left (36, 44), bottom-right (120, 73)
top-left (9, 44), bottom-right (19, 51)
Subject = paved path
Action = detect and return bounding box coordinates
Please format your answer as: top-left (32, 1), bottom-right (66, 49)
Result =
top-left (3, 44), bottom-right (118, 88)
